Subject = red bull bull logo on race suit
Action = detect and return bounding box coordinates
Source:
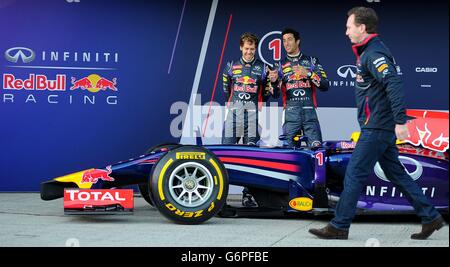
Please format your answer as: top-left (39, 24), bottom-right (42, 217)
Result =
top-left (288, 73), bottom-right (307, 81)
top-left (234, 76), bottom-right (258, 93)
top-left (235, 76), bottom-right (256, 85)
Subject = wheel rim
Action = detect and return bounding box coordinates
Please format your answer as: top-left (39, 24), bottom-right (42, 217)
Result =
top-left (168, 162), bottom-right (214, 208)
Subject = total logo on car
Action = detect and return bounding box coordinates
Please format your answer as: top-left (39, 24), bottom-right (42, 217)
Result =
top-left (63, 189), bottom-right (134, 213)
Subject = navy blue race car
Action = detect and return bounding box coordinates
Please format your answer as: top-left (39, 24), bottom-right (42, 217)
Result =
top-left (41, 110), bottom-right (449, 224)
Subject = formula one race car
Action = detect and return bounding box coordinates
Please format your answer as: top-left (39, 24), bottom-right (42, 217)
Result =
top-left (41, 110), bottom-right (449, 224)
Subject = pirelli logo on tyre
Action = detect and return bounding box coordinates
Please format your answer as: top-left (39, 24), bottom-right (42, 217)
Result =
top-left (175, 152), bottom-right (206, 160)
top-left (164, 201), bottom-right (216, 218)
top-left (165, 203), bottom-right (204, 218)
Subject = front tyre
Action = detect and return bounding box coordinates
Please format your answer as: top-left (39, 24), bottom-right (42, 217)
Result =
top-left (149, 146), bottom-right (228, 224)
top-left (139, 143), bottom-right (181, 207)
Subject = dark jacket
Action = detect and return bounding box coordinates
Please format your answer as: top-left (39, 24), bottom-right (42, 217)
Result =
top-left (352, 34), bottom-right (409, 131)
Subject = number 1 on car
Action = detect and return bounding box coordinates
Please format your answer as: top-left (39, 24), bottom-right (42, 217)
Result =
top-left (315, 152), bottom-right (324, 166)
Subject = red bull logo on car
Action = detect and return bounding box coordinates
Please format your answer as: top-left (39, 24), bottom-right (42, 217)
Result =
top-left (403, 110), bottom-right (449, 153)
top-left (339, 141), bottom-right (357, 149)
top-left (81, 165), bottom-right (114, 184)
top-left (71, 74), bottom-right (117, 93)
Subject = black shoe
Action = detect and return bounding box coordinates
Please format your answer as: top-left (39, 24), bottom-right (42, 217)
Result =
top-left (309, 224), bottom-right (349, 240)
top-left (411, 216), bottom-right (445, 240)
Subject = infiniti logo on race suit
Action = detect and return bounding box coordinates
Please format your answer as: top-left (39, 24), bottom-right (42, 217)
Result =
top-left (292, 89), bottom-right (306, 97)
top-left (374, 156), bottom-right (423, 182)
top-left (5, 47), bottom-right (35, 63)
top-left (337, 65), bottom-right (357, 79)
top-left (238, 92), bottom-right (251, 100)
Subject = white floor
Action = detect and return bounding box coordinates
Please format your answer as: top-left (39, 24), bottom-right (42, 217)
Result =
top-left (0, 193), bottom-right (448, 247)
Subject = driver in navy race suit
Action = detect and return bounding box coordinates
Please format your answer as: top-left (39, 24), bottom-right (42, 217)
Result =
top-left (221, 32), bottom-right (278, 207)
top-left (222, 32), bottom-right (278, 146)
top-left (275, 28), bottom-right (330, 148)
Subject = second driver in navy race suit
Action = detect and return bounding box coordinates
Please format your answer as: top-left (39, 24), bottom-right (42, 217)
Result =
top-left (276, 28), bottom-right (330, 147)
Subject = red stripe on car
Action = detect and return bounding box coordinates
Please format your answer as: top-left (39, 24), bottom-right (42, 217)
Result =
top-left (218, 157), bottom-right (300, 172)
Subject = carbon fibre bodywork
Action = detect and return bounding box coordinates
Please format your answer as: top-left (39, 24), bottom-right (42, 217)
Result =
top-left (41, 141), bottom-right (449, 215)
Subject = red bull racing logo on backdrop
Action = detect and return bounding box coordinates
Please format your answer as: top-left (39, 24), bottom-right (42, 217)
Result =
top-left (404, 110), bottom-right (449, 153)
top-left (1, 73), bottom-right (118, 105)
top-left (3, 73), bottom-right (66, 91)
top-left (2, 46), bottom-right (119, 105)
top-left (71, 74), bottom-right (117, 93)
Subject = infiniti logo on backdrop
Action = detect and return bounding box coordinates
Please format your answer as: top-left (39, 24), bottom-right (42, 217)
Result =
top-left (3, 46), bottom-right (119, 106)
top-left (330, 64), bottom-right (357, 87)
top-left (5, 47), bottom-right (35, 63)
top-left (337, 65), bottom-right (357, 79)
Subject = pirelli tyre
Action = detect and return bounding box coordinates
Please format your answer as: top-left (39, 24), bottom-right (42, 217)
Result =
top-left (149, 145), bottom-right (229, 224)
top-left (139, 144), bottom-right (181, 207)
